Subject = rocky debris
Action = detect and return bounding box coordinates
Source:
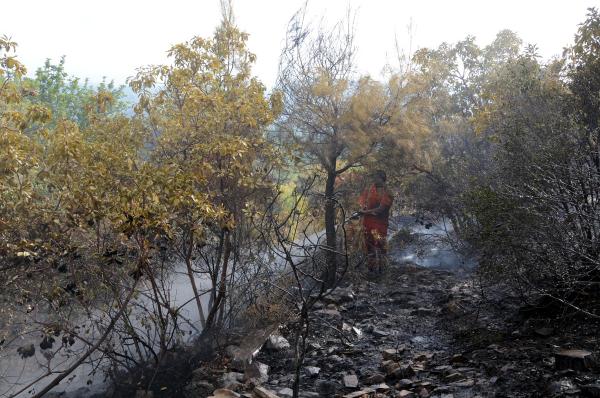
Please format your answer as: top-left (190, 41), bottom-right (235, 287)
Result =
top-left (382, 347), bottom-right (403, 361)
top-left (220, 372), bottom-right (245, 390)
top-left (183, 248), bottom-right (600, 398)
top-left (245, 361), bottom-right (270, 384)
top-left (364, 373), bottom-right (385, 385)
top-left (314, 309), bottom-right (342, 319)
top-left (253, 386), bottom-right (281, 398)
top-left (315, 379), bottom-right (340, 396)
top-left (342, 388), bottom-right (375, 398)
top-left (226, 345), bottom-right (249, 371)
top-left (534, 327), bottom-right (554, 337)
top-left (304, 366), bottom-right (321, 377)
top-left (555, 349), bottom-right (595, 371)
top-left (343, 374), bottom-right (359, 388)
top-left (325, 286), bottom-right (355, 304)
top-left (210, 389), bottom-right (241, 398)
top-left (278, 387), bottom-right (294, 397)
top-left (547, 378), bottom-right (579, 395)
top-left (265, 334), bottom-right (291, 351)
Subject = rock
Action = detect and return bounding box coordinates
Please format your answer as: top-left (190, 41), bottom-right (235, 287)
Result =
top-left (304, 366), bottom-right (321, 377)
top-left (372, 329), bottom-right (390, 338)
top-left (396, 379), bottom-right (413, 389)
top-left (278, 388), bottom-right (293, 398)
top-left (184, 380), bottom-right (215, 398)
top-left (254, 386), bottom-right (280, 398)
top-left (534, 327), bottom-right (554, 337)
top-left (265, 335), bottom-right (291, 351)
top-left (412, 307), bottom-right (435, 316)
top-left (326, 287), bottom-right (355, 304)
top-left (581, 384), bottom-right (600, 398)
top-left (391, 365), bottom-right (416, 379)
top-left (220, 372), bottom-right (244, 390)
top-left (450, 354), bottom-right (466, 364)
top-left (315, 309), bottom-right (342, 319)
top-left (372, 383), bottom-right (390, 391)
top-left (382, 360), bottom-right (400, 375)
top-left (316, 379), bottom-right (340, 396)
top-left (342, 389), bottom-right (375, 398)
top-left (413, 352), bottom-right (433, 361)
top-left (245, 361), bottom-right (269, 384)
top-left (547, 379), bottom-right (578, 395)
top-left (432, 365), bottom-right (453, 375)
top-left (452, 379), bottom-right (474, 388)
top-left (555, 349), bottom-right (595, 371)
top-left (211, 389), bottom-right (241, 398)
top-left (299, 393), bottom-right (320, 398)
top-left (225, 345), bottom-right (247, 371)
top-left (397, 391), bottom-right (415, 398)
top-left (444, 373), bottom-right (464, 382)
top-left (343, 374), bottom-right (359, 388)
top-left (364, 373), bottom-right (385, 385)
top-left (382, 348), bottom-right (403, 360)
top-left (411, 336), bottom-right (427, 344)
top-left (418, 388), bottom-right (430, 398)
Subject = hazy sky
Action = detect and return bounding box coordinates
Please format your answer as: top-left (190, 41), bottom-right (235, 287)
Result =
top-left (3, 1), bottom-right (597, 88)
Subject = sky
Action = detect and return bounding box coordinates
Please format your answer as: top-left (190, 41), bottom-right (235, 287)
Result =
top-left (2, 0), bottom-right (597, 89)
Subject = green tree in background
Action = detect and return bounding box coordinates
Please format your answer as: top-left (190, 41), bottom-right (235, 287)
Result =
top-left (28, 56), bottom-right (127, 128)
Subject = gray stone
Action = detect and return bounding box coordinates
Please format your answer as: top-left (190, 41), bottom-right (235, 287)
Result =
top-left (245, 361), bottom-right (269, 384)
top-left (316, 379), bottom-right (339, 396)
top-left (220, 372), bottom-right (244, 390)
top-left (381, 348), bottom-right (401, 361)
top-left (534, 327), bottom-right (554, 337)
top-left (265, 334), bottom-right (291, 351)
top-left (372, 329), bottom-right (390, 338)
top-left (304, 366), bottom-right (321, 377)
top-left (555, 349), bottom-right (595, 371)
top-left (315, 309), bottom-right (342, 319)
top-left (444, 373), bottom-right (464, 382)
top-left (254, 386), bottom-right (280, 398)
top-left (299, 393), bottom-right (320, 398)
top-left (364, 373), bottom-right (385, 385)
top-left (211, 389), bottom-right (241, 398)
top-left (391, 365), bottom-right (416, 379)
top-left (397, 391), bottom-right (415, 398)
top-left (343, 374), bottom-right (359, 388)
top-left (342, 389), bottom-right (375, 398)
top-left (278, 387), bottom-right (294, 398)
top-left (547, 379), bottom-right (578, 395)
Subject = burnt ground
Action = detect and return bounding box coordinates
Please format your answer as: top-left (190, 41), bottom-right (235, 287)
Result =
top-left (174, 225), bottom-right (600, 398)
top-left (244, 260), bottom-right (600, 398)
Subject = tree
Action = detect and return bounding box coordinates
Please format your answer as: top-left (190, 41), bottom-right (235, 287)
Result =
top-left (276, 6), bottom-right (424, 286)
top-left (129, 7), bottom-right (281, 331)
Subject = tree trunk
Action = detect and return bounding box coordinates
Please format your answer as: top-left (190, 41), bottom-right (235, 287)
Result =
top-left (324, 169), bottom-right (337, 288)
top-left (205, 230), bottom-right (231, 330)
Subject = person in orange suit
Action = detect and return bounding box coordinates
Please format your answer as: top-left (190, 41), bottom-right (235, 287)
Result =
top-left (358, 170), bottom-right (393, 273)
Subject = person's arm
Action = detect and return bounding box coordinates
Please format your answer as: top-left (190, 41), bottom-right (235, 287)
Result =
top-left (361, 190), bottom-right (393, 216)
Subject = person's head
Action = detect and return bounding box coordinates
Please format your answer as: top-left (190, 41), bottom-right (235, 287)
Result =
top-left (372, 170), bottom-right (386, 186)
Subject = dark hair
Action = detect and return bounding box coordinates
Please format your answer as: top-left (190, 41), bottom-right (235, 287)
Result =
top-left (374, 170), bottom-right (387, 182)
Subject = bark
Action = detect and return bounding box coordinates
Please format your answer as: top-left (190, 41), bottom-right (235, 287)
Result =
top-left (324, 169), bottom-right (337, 288)
top-left (185, 230), bottom-right (206, 328)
